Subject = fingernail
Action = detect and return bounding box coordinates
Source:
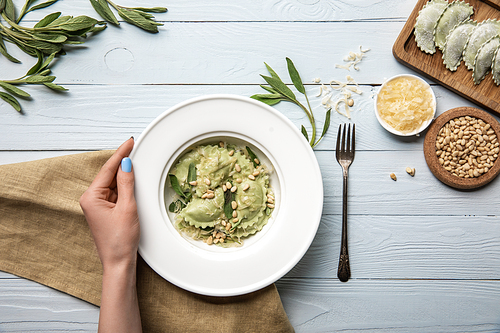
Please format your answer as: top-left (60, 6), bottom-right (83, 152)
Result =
top-left (121, 157), bottom-right (132, 173)
top-left (130, 136), bottom-right (134, 141)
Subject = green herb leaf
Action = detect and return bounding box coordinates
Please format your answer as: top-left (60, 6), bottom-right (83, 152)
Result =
top-left (0, 0), bottom-right (6, 13)
top-left (246, 146), bottom-right (259, 168)
top-left (19, 0), bottom-right (59, 22)
top-left (264, 62), bottom-right (281, 80)
top-left (32, 32), bottom-right (67, 43)
top-left (286, 57), bottom-right (305, 94)
top-left (0, 91), bottom-right (21, 112)
top-left (250, 93), bottom-right (282, 106)
top-left (260, 75), bottom-right (296, 101)
top-left (27, 0), bottom-right (59, 12)
top-left (224, 186), bottom-right (235, 219)
top-left (27, 50), bottom-right (44, 76)
top-left (117, 8), bottom-right (162, 33)
top-left (0, 37), bottom-right (20, 63)
top-left (25, 74), bottom-right (56, 83)
top-left (34, 12), bottom-right (61, 28)
top-left (0, 81), bottom-right (30, 97)
top-left (187, 162), bottom-right (197, 184)
top-left (89, 0), bottom-right (119, 25)
top-left (4, 0), bottom-right (16, 22)
top-left (43, 82), bottom-right (67, 91)
top-left (40, 52), bottom-right (56, 71)
top-left (168, 174), bottom-right (185, 198)
top-left (129, 7), bottom-right (167, 13)
top-left (301, 125), bottom-right (309, 141)
top-left (57, 16), bottom-right (98, 31)
top-left (169, 199), bottom-right (185, 213)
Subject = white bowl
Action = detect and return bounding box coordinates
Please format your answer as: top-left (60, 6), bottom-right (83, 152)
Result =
top-left (129, 94), bottom-right (323, 296)
top-left (374, 74), bottom-right (436, 136)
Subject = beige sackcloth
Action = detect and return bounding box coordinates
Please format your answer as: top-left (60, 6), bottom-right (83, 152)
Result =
top-left (0, 150), bottom-right (294, 333)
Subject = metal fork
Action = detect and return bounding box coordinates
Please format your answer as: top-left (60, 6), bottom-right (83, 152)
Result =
top-left (336, 123), bottom-right (355, 282)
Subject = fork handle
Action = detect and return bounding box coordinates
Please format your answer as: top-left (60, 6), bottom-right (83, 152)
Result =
top-left (337, 172), bottom-right (350, 282)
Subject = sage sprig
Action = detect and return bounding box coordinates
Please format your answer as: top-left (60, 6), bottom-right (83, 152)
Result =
top-left (89, 0), bottom-right (166, 33)
top-left (0, 51), bottom-right (66, 112)
top-left (251, 58), bottom-right (331, 148)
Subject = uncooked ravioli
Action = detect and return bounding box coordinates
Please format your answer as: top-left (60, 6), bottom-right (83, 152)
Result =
top-left (473, 36), bottom-right (500, 84)
top-left (463, 19), bottom-right (500, 70)
top-left (442, 19), bottom-right (477, 71)
top-left (414, 0), bottom-right (449, 54)
top-left (434, 1), bottom-right (474, 51)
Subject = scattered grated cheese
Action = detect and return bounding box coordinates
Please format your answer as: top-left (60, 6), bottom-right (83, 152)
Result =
top-left (376, 76), bottom-right (435, 134)
top-left (313, 46), bottom-right (369, 119)
top-left (335, 46), bottom-right (370, 71)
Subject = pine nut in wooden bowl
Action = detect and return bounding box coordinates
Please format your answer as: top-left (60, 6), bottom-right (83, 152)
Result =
top-left (423, 107), bottom-right (500, 190)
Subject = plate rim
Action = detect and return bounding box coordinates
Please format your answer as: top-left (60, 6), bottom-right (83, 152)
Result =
top-left (129, 94), bottom-right (324, 296)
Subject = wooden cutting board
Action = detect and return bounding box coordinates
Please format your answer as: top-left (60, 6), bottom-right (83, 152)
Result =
top-left (393, 0), bottom-right (500, 116)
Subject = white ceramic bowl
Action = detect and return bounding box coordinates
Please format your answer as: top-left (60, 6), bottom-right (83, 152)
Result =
top-left (129, 94), bottom-right (323, 296)
top-left (374, 74), bottom-right (436, 136)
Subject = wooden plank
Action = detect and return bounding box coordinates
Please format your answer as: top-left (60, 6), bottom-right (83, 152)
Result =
top-left (0, 84), bottom-right (484, 152)
top-left (287, 215), bottom-right (500, 279)
top-left (14, 0), bottom-right (417, 22)
top-left (2, 150), bottom-right (500, 216)
top-left (0, 278), bottom-right (98, 332)
top-left (0, 21), bottom-right (411, 84)
top-left (393, 0), bottom-right (500, 115)
top-left (276, 278), bottom-right (500, 332)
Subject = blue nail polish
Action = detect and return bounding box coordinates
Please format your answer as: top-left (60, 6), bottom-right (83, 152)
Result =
top-left (121, 157), bottom-right (132, 173)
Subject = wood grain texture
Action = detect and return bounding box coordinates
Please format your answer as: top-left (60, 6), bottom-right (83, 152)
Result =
top-left (393, 0), bottom-right (500, 115)
top-left (2, 0), bottom-right (500, 331)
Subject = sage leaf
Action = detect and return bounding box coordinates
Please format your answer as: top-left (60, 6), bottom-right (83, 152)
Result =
top-left (0, 0), bottom-right (5, 12)
top-left (320, 109), bottom-right (331, 139)
top-left (265, 62), bottom-right (281, 80)
top-left (0, 37), bottom-right (20, 63)
top-left (35, 12), bottom-right (62, 27)
top-left (4, 0), bottom-right (16, 22)
top-left (32, 32), bottom-right (67, 43)
top-left (129, 7), bottom-right (167, 13)
top-left (260, 85), bottom-right (279, 94)
top-left (43, 82), bottom-right (67, 91)
top-left (286, 57), bottom-right (305, 94)
top-left (187, 162), bottom-right (197, 184)
top-left (26, 0), bottom-right (59, 14)
top-left (168, 174), bottom-right (185, 198)
top-left (25, 75), bottom-right (56, 83)
top-left (246, 146), bottom-right (259, 168)
top-left (301, 125), bottom-right (309, 141)
top-left (0, 82), bottom-right (30, 97)
top-left (46, 15), bottom-right (73, 27)
top-left (58, 16), bottom-right (98, 31)
top-left (260, 75), bottom-right (296, 101)
top-left (26, 50), bottom-right (44, 76)
top-left (224, 187), bottom-right (235, 219)
top-left (250, 93), bottom-right (282, 106)
top-left (40, 52), bottom-right (56, 71)
top-left (118, 8), bottom-right (162, 33)
top-left (89, 0), bottom-right (119, 25)
top-left (0, 92), bottom-right (21, 112)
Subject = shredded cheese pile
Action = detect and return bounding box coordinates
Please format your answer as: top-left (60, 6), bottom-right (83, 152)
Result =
top-left (376, 76), bottom-right (435, 134)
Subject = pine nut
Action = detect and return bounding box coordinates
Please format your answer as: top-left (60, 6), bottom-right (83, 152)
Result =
top-left (189, 181), bottom-right (197, 186)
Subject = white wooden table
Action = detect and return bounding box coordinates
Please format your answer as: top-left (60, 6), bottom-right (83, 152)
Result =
top-left (1, 0), bottom-right (500, 331)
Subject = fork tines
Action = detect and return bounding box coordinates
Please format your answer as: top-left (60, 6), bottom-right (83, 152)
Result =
top-left (336, 123), bottom-right (355, 160)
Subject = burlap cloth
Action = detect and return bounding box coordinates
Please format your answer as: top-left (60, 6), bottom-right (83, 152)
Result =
top-left (0, 150), bottom-right (294, 332)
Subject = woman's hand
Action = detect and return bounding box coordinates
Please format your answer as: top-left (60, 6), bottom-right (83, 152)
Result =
top-left (80, 137), bottom-right (139, 270)
top-left (80, 137), bottom-right (142, 333)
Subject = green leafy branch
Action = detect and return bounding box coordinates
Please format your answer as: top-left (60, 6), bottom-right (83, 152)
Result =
top-left (0, 50), bottom-right (66, 112)
top-left (89, 0), bottom-right (166, 33)
top-left (251, 58), bottom-right (331, 148)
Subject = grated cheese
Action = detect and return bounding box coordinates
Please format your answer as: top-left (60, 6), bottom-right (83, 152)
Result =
top-left (376, 76), bottom-right (435, 134)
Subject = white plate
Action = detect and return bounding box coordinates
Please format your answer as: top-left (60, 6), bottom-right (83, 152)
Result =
top-left (130, 94), bottom-right (323, 296)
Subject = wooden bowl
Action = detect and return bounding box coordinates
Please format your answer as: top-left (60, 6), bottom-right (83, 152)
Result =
top-left (423, 107), bottom-right (500, 190)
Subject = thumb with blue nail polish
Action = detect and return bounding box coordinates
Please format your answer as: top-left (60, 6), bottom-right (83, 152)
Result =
top-left (121, 157), bottom-right (132, 173)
